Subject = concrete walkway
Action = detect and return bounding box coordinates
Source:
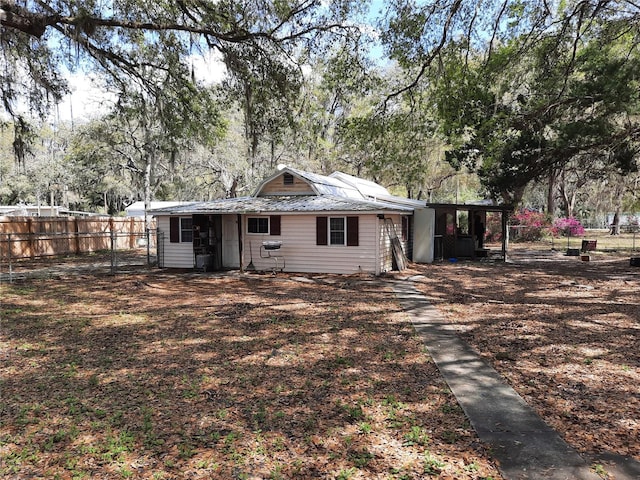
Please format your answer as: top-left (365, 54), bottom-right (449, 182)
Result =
top-left (392, 280), bottom-right (601, 480)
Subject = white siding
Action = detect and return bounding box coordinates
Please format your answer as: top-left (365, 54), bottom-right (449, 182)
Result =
top-left (157, 216), bottom-right (194, 268)
top-left (158, 213), bottom-right (404, 274)
top-left (243, 214), bottom-right (379, 274)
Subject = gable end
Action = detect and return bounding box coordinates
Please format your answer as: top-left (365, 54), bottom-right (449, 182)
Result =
top-left (257, 172), bottom-right (316, 196)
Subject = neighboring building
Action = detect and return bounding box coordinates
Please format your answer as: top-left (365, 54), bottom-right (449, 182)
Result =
top-left (0, 205), bottom-right (69, 216)
top-left (151, 166), bottom-right (435, 275)
top-left (125, 201), bottom-right (191, 218)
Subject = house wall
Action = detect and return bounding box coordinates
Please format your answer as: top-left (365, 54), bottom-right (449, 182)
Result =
top-left (242, 213), bottom-right (379, 274)
top-left (158, 212), bottom-right (411, 274)
top-left (157, 216), bottom-right (194, 268)
top-left (259, 175), bottom-right (315, 196)
top-left (158, 214), bottom-right (242, 269)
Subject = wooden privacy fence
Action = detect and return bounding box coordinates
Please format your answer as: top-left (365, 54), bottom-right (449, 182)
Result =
top-left (0, 216), bottom-right (154, 261)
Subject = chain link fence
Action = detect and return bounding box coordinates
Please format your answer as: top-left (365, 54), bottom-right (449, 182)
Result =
top-left (0, 228), bottom-right (159, 282)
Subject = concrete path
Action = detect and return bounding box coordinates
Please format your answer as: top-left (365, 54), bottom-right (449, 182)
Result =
top-left (392, 279), bottom-right (601, 480)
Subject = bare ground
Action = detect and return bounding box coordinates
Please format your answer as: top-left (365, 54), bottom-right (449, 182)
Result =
top-left (405, 246), bottom-right (639, 478)
top-left (1, 247), bottom-right (638, 479)
top-left (1, 268), bottom-right (501, 479)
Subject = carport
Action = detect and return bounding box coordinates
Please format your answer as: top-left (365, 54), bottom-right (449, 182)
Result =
top-left (427, 203), bottom-right (512, 261)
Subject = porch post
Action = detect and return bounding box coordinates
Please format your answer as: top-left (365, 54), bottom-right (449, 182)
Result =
top-left (501, 210), bottom-right (509, 262)
top-left (237, 214), bottom-right (243, 273)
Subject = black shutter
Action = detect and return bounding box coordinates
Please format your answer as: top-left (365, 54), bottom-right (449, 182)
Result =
top-left (169, 217), bottom-right (180, 243)
top-left (316, 216), bottom-right (328, 245)
top-left (270, 215), bottom-right (281, 236)
top-left (347, 216), bottom-right (359, 246)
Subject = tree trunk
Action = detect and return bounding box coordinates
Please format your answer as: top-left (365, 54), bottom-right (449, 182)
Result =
top-left (547, 169), bottom-right (557, 216)
top-left (610, 207), bottom-right (620, 235)
top-left (143, 156), bottom-right (152, 232)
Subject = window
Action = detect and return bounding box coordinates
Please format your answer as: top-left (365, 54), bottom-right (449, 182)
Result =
top-left (247, 216), bottom-right (281, 235)
top-left (329, 217), bottom-right (345, 245)
top-left (248, 217), bottom-right (269, 234)
top-left (317, 216), bottom-right (359, 246)
top-left (180, 217), bottom-right (193, 242)
top-left (283, 173), bottom-right (294, 185)
top-left (170, 216), bottom-right (193, 243)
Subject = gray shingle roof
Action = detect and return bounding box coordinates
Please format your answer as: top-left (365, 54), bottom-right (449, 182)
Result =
top-left (149, 195), bottom-right (415, 215)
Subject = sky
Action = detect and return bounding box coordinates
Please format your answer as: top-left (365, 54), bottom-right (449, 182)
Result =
top-left (52, 2), bottom-right (386, 124)
top-left (54, 50), bottom-right (228, 124)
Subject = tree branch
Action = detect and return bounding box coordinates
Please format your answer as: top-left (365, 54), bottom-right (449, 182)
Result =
top-left (385, 0), bottom-right (463, 104)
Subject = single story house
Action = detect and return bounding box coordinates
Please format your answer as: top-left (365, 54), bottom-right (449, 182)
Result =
top-left (150, 166), bottom-right (435, 275)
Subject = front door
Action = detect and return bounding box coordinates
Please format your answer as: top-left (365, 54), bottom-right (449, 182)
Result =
top-left (193, 214), bottom-right (223, 271)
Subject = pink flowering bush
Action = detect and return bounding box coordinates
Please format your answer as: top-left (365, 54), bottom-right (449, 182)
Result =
top-left (510, 209), bottom-right (551, 242)
top-left (551, 217), bottom-right (585, 237)
top-left (485, 214), bottom-right (503, 242)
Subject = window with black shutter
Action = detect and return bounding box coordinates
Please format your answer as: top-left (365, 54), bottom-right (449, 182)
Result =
top-left (317, 216), bottom-right (359, 246)
top-left (169, 217), bottom-right (193, 243)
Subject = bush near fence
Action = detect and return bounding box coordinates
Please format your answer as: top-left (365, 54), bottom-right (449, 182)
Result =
top-left (0, 216), bottom-right (153, 261)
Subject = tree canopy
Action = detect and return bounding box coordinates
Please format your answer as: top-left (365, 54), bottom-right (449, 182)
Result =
top-left (1, 1), bottom-right (362, 119)
top-left (2, 0), bottom-right (639, 220)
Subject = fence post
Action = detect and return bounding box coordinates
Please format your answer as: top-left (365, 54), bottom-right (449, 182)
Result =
top-left (74, 217), bottom-right (81, 254)
top-left (110, 227), bottom-right (116, 274)
top-left (8, 233), bottom-right (13, 283)
top-left (27, 217), bottom-right (35, 259)
top-left (146, 227), bottom-right (151, 267)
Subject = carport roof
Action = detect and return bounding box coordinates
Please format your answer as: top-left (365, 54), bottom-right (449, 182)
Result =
top-left (149, 195), bottom-right (415, 215)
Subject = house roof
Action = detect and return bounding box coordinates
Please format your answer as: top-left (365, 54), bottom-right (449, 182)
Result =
top-left (426, 203), bottom-right (513, 213)
top-left (254, 166), bottom-right (364, 199)
top-left (150, 195), bottom-right (414, 215)
top-left (125, 201), bottom-right (191, 216)
top-left (150, 167), bottom-right (422, 216)
top-left (328, 171), bottom-right (391, 198)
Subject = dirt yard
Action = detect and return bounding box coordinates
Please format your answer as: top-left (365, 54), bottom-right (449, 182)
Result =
top-left (407, 247), bottom-right (639, 476)
top-left (1, 269), bottom-right (501, 479)
top-left (1, 247), bottom-right (638, 479)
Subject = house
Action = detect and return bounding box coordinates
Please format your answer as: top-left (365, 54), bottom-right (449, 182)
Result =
top-left (124, 201), bottom-right (191, 218)
top-left (150, 166), bottom-right (436, 275)
top-left (0, 205), bottom-right (69, 216)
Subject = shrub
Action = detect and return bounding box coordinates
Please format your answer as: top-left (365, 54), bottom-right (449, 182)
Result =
top-left (485, 214), bottom-right (502, 242)
top-left (510, 209), bottom-right (550, 242)
top-left (551, 217), bottom-right (585, 237)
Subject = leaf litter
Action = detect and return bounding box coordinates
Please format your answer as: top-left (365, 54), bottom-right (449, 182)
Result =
top-left (1, 270), bottom-right (501, 479)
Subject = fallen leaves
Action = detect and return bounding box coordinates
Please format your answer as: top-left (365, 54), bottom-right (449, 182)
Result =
top-left (411, 250), bottom-right (640, 462)
top-left (1, 271), bottom-right (501, 479)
